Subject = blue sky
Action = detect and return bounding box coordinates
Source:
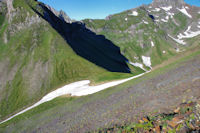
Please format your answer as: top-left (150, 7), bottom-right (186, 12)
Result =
top-left (39, 0), bottom-right (200, 20)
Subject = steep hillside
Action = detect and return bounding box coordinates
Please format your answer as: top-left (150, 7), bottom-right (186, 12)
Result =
top-left (0, 0), bottom-right (199, 126)
top-left (0, 0), bottom-right (134, 121)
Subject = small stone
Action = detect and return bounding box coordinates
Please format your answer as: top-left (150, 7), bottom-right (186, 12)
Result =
top-left (174, 107), bottom-right (180, 113)
top-left (168, 117), bottom-right (183, 128)
top-left (143, 117), bottom-right (149, 122)
top-left (155, 125), bottom-right (161, 133)
top-left (139, 120), bottom-right (144, 123)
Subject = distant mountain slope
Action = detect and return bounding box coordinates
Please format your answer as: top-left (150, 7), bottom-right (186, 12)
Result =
top-left (83, 0), bottom-right (200, 67)
top-left (0, 0), bottom-right (134, 121)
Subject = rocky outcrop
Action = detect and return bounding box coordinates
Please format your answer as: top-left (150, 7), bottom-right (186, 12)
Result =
top-left (152, 0), bottom-right (185, 7)
top-left (0, 0), bottom-right (14, 22)
top-left (45, 5), bottom-right (71, 23)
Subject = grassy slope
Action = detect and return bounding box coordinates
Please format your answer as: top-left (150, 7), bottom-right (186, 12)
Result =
top-left (0, 0), bottom-right (136, 120)
top-left (0, 44), bottom-right (199, 132)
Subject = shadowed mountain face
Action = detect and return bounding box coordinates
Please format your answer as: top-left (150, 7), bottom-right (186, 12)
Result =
top-left (32, 3), bottom-right (130, 73)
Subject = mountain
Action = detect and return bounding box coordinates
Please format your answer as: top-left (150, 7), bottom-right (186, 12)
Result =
top-left (83, 0), bottom-right (200, 67)
top-left (0, 0), bottom-right (199, 129)
top-left (0, 0), bottom-right (135, 121)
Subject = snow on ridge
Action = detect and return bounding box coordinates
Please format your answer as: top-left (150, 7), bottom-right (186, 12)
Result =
top-left (177, 25), bottom-right (200, 39)
top-left (168, 34), bottom-right (186, 45)
top-left (152, 8), bottom-right (160, 12)
top-left (185, 26), bottom-right (191, 33)
top-left (177, 8), bottom-right (192, 18)
top-left (167, 12), bottom-right (175, 18)
top-left (142, 56), bottom-right (152, 68)
top-left (161, 6), bottom-right (172, 11)
top-left (169, 25), bottom-right (200, 45)
top-left (129, 11), bottom-right (138, 16)
top-left (185, 6), bottom-right (189, 9)
top-left (151, 41), bottom-right (155, 47)
top-left (161, 18), bottom-right (168, 22)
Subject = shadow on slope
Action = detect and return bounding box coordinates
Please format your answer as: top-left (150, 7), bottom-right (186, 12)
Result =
top-left (31, 3), bottom-right (130, 73)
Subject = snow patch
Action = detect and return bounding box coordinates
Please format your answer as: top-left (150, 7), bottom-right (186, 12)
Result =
top-left (177, 8), bottom-right (192, 18)
top-left (143, 20), bottom-right (149, 24)
top-left (161, 6), bottom-right (172, 11)
top-left (162, 51), bottom-right (166, 54)
top-left (125, 18), bottom-right (128, 21)
top-left (0, 71), bottom-right (150, 124)
top-left (151, 41), bottom-right (155, 47)
top-left (198, 25), bottom-right (200, 28)
top-left (176, 48), bottom-right (180, 52)
top-left (185, 6), bottom-right (189, 9)
top-left (167, 12), bottom-right (174, 18)
top-left (168, 34), bottom-right (186, 45)
top-left (142, 56), bottom-right (152, 68)
top-left (129, 11), bottom-right (138, 16)
top-left (152, 8), bottom-right (160, 12)
top-left (129, 62), bottom-right (146, 71)
top-left (161, 19), bottom-right (168, 22)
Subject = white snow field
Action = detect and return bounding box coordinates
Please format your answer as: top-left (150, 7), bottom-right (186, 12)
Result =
top-left (177, 7), bottom-right (192, 18)
top-left (0, 71), bottom-right (150, 124)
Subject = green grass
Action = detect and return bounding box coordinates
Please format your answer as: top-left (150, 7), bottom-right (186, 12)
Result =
top-left (0, 46), bottom-right (199, 131)
top-left (0, 7), bottom-right (137, 121)
top-left (0, 14), bottom-right (5, 27)
top-left (83, 8), bottom-right (177, 68)
top-left (173, 13), bottom-right (187, 35)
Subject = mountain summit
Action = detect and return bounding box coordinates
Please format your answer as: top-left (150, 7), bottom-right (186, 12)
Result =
top-left (152, 0), bottom-right (185, 7)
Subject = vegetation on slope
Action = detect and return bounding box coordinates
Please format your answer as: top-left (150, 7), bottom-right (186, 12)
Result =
top-left (96, 100), bottom-right (200, 133)
top-left (0, 0), bottom-right (136, 120)
top-left (83, 7), bottom-right (177, 67)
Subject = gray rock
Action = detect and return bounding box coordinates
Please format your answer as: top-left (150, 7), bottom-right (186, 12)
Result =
top-left (44, 4), bottom-right (72, 23)
top-left (152, 0), bottom-right (185, 7)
